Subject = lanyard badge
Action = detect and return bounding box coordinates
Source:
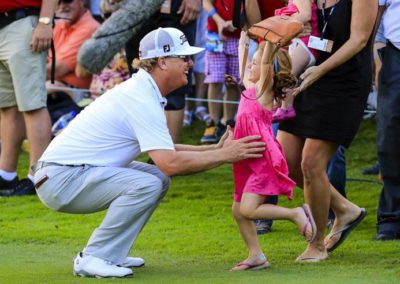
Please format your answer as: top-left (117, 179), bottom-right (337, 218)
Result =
top-left (308, 0), bottom-right (336, 53)
top-left (308, 36), bottom-right (334, 53)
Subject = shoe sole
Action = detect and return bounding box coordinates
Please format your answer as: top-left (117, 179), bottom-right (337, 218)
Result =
top-left (73, 271), bottom-right (133, 278)
top-left (121, 263), bottom-right (145, 268)
top-left (256, 229), bottom-right (271, 235)
top-left (295, 255), bottom-right (328, 263)
top-left (376, 233), bottom-right (400, 241)
top-left (0, 189), bottom-right (13, 197)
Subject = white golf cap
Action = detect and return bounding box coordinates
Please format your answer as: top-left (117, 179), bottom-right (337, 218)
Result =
top-left (139, 27), bottom-right (204, 60)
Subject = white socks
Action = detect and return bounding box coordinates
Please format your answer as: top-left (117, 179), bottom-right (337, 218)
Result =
top-left (0, 170), bottom-right (17, 181)
top-left (28, 174), bottom-right (35, 183)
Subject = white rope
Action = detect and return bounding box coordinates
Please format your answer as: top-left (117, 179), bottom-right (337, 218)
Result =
top-left (185, 97), bottom-right (239, 105)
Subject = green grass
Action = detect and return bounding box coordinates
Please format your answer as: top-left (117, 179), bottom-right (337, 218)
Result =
top-left (1, 119), bottom-right (399, 283)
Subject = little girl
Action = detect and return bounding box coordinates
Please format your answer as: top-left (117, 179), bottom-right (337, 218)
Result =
top-left (272, 0), bottom-right (319, 122)
top-left (230, 40), bottom-right (316, 271)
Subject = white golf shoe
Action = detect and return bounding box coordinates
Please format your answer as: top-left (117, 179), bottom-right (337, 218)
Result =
top-left (73, 252), bottom-right (133, 278)
top-left (120, 256), bottom-right (145, 268)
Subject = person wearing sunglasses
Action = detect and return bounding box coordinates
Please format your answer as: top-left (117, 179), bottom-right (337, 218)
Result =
top-left (33, 27), bottom-right (266, 278)
top-left (46, 0), bottom-right (99, 92)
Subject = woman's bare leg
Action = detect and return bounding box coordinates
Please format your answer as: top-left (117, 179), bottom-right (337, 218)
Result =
top-left (325, 185), bottom-right (364, 249)
top-left (277, 130), bottom-right (305, 187)
top-left (278, 131), bottom-right (364, 259)
top-left (298, 138), bottom-right (337, 260)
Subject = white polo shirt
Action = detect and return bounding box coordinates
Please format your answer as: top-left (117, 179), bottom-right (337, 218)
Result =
top-left (379, 0), bottom-right (400, 49)
top-left (40, 69), bottom-right (174, 167)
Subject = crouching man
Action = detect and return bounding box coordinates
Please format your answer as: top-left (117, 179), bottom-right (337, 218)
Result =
top-left (33, 27), bottom-right (265, 278)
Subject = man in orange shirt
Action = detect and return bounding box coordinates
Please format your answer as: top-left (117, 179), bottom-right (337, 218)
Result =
top-left (47, 0), bottom-right (99, 90)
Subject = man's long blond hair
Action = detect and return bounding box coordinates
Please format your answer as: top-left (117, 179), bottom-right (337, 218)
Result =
top-left (131, 58), bottom-right (158, 72)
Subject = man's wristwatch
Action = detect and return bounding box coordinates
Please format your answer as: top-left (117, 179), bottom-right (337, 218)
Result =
top-left (38, 17), bottom-right (52, 25)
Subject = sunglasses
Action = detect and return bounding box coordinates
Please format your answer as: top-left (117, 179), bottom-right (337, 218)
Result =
top-left (167, 55), bottom-right (191, 62)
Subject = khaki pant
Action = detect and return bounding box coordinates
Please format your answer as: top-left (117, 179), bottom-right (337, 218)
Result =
top-left (34, 161), bottom-right (170, 264)
top-left (0, 16), bottom-right (47, 111)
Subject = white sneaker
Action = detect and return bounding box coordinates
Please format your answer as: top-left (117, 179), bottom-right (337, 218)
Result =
top-left (120, 256), bottom-right (145, 268)
top-left (73, 252), bottom-right (133, 278)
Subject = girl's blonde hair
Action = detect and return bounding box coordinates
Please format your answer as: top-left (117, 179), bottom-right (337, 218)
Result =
top-left (256, 43), bottom-right (297, 101)
top-left (272, 49), bottom-right (297, 100)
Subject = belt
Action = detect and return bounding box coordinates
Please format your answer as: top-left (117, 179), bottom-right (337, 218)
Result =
top-left (32, 161), bottom-right (85, 173)
top-left (0, 7), bottom-right (40, 29)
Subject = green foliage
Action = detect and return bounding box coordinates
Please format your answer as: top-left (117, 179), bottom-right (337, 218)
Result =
top-left (0, 119), bottom-right (399, 283)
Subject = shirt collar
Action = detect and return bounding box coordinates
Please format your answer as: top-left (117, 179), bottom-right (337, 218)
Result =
top-left (135, 69), bottom-right (167, 107)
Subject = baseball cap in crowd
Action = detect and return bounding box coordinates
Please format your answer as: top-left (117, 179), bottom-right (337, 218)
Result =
top-left (139, 27), bottom-right (204, 60)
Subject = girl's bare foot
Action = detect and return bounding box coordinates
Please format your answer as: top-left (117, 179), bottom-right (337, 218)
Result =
top-left (294, 204), bottom-right (317, 242)
top-left (231, 253), bottom-right (269, 271)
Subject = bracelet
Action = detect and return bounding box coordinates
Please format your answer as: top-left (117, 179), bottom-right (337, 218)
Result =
top-left (208, 8), bottom-right (217, 18)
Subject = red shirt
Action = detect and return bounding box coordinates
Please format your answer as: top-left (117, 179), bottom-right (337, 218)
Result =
top-left (0, 0), bottom-right (41, 13)
top-left (207, 0), bottom-right (241, 38)
top-left (257, 0), bottom-right (285, 19)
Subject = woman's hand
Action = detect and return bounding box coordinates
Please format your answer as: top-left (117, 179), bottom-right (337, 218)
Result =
top-left (291, 66), bottom-right (323, 96)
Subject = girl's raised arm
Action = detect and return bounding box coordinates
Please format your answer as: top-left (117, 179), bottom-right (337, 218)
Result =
top-left (257, 41), bottom-right (276, 107)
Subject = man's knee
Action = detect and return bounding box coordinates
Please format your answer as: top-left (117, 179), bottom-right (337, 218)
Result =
top-left (160, 173), bottom-right (170, 191)
top-left (144, 177), bottom-right (168, 202)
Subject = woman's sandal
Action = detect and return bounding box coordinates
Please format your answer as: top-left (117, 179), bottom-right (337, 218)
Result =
top-left (231, 261), bottom-right (270, 271)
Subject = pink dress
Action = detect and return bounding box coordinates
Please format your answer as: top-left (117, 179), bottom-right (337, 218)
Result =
top-left (233, 87), bottom-right (296, 202)
top-left (275, 0), bottom-right (319, 59)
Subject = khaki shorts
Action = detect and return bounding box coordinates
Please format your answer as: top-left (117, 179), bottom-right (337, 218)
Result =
top-left (0, 16), bottom-right (47, 111)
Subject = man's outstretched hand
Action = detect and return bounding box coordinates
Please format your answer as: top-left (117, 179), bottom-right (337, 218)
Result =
top-left (221, 133), bottom-right (265, 163)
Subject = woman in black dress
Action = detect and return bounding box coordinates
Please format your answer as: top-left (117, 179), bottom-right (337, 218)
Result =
top-left (277, 0), bottom-right (378, 261)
